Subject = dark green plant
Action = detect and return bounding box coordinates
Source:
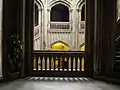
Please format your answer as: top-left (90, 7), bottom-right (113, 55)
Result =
top-left (8, 34), bottom-right (23, 73)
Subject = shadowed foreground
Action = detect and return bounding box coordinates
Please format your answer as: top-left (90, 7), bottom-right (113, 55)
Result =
top-left (0, 77), bottom-right (120, 90)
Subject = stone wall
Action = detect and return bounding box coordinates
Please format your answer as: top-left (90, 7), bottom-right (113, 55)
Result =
top-left (33, 0), bottom-right (85, 50)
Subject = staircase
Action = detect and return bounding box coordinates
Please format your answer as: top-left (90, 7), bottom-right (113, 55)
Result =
top-left (114, 40), bottom-right (120, 79)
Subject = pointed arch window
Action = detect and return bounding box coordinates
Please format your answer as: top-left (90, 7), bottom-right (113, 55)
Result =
top-left (34, 4), bottom-right (39, 26)
top-left (50, 4), bottom-right (69, 22)
top-left (81, 5), bottom-right (85, 21)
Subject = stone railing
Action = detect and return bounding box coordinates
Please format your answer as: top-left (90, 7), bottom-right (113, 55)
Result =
top-left (49, 22), bottom-right (71, 32)
top-left (32, 51), bottom-right (85, 72)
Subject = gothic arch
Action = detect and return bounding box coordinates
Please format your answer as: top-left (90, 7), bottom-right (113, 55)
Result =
top-left (50, 40), bottom-right (70, 50)
top-left (50, 4), bottom-right (69, 22)
top-left (48, 0), bottom-right (72, 10)
top-left (76, 0), bottom-right (85, 10)
top-left (34, 0), bottom-right (44, 9)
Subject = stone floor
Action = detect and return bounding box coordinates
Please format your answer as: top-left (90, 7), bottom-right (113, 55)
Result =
top-left (0, 77), bottom-right (120, 90)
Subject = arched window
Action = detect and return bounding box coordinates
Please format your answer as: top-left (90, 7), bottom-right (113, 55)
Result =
top-left (34, 4), bottom-right (39, 26)
top-left (81, 5), bottom-right (85, 21)
top-left (50, 4), bottom-right (69, 22)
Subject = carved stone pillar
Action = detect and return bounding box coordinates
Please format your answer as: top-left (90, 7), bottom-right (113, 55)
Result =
top-left (38, 8), bottom-right (44, 50)
top-left (76, 9), bottom-right (82, 50)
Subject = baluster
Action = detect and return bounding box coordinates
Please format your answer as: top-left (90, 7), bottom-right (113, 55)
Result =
top-left (55, 24), bottom-right (57, 29)
top-left (57, 24), bottom-right (59, 29)
top-left (47, 57), bottom-right (49, 70)
top-left (33, 56), bottom-right (36, 70)
top-left (77, 57), bottom-right (80, 71)
top-left (51, 56), bottom-right (54, 70)
top-left (68, 24), bottom-right (70, 29)
top-left (69, 56), bottom-right (71, 71)
top-left (81, 56), bottom-right (84, 71)
top-left (66, 24), bottom-right (68, 29)
top-left (42, 57), bottom-right (45, 70)
top-left (64, 57), bottom-right (67, 71)
top-left (73, 57), bottom-right (76, 71)
top-left (38, 57), bottom-right (40, 70)
top-left (66, 25), bottom-right (68, 29)
top-left (59, 24), bottom-right (61, 29)
top-left (55, 56), bottom-right (59, 71)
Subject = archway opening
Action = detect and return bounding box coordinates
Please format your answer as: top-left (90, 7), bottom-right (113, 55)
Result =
top-left (33, 2), bottom-right (42, 50)
top-left (81, 5), bottom-right (85, 21)
top-left (34, 4), bottom-right (39, 26)
top-left (50, 4), bottom-right (69, 22)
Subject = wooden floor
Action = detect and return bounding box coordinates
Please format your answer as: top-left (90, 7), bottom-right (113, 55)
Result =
top-left (0, 77), bottom-right (120, 90)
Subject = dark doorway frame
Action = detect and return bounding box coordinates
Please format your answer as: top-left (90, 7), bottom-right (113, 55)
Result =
top-left (1, 0), bottom-right (117, 80)
top-left (23, 0), bottom-right (94, 77)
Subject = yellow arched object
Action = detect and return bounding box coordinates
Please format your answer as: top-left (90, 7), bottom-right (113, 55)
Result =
top-left (50, 42), bottom-right (69, 69)
top-left (50, 42), bottom-right (70, 51)
top-left (80, 44), bottom-right (85, 71)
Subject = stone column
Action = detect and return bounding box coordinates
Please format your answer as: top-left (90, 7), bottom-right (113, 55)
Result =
top-left (38, 8), bottom-right (41, 50)
top-left (39, 8), bottom-right (44, 50)
top-left (43, 6), bottom-right (48, 50)
top-left (38, 8), bottom-right (44, 50)
top-left (46, 8), bottom-right (51, 50)
top-left (69, 9), bottom-right (74, 50)
top-left (76, 9), bottom-right (81, 50)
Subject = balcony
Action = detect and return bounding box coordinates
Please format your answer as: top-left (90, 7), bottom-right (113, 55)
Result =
top-left (48, 22), bottom-right (71, 32)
